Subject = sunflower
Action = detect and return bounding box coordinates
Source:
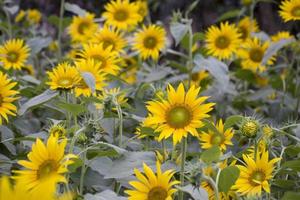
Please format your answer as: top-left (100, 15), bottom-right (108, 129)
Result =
top-left (125, 161), bottom-right (179, 200)
top-left (133, 25), bottom-right (166, 60)
top-left (46, 62), bottom-right (81, 91)
top-left (27, 9), bottom-right (42, 24)
top-left (238, 37), bottom-right (275, 73)
top-left (237, 17), bottom-right (259, 41)
top-left (15, 9), bottom-right (26, 22)
top-left (22, 64), bottom-right (35, 76)
top-left (92, 26), bottom-right (127, 53)
top-left (279, 0), bottom-right (300, 22)
top-left (74, 59), bottom-right (106, 97)
top-left (144, 83), bottom-right (214, 145)
top-left (199, 119), bottom-right (234, 151)
top-left (102, 0), bottom-right (141, 30)
top-left (0, 39), bottom-right (30, 70)
top-left (14, 135), bottom-right (76, 191)
top-left (49, 123), bottom-right (66, 138)
top-left (68, 13), bottom-right (98, 43)
top-left (205, 22), bottom-right (241, 60)
top-left (191, 70), bottom-right (209, 86)
top-left (0, 72), bottom-right (19, 125)
top-left (135, 0), bottom-right (148, 20)
top-left (78, 43), bottom-right (121, 75)
top-left (233, 151), bottom-right (280, 197)
top-left (271, 31), bottom-right (294, 42)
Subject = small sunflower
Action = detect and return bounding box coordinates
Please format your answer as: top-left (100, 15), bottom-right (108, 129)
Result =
top-left (238, 38), bottom-right (275, 73)
top-left (46, 62), bottom-right (81, 91)
top-left (133, 25), bottom-right (166, 60)
top-left (125, 161), bottom-right (179, 200)
top-left (237, 16), bottom-right (259, 41)
top-left (0, 72), bottom-right (19, 125)
top-left (144, 83), bottom-right (214, 145)
top-left (102, 0), bottom-right (140, 30)
top-left (135, 0), bottom-right (148, 21)
top-left (49, 123), bottom-right (67, 138)
top-left (14, 135), bottom-right (76, 191)
top-left (271, 31), bottom-right (294, 42)
top-left (205, 22), bottom-right (241, 60)
top-left (74, 59), bottom-right (106, 97)
top-left (78, 43), bottom-right (121, 75)
top-left (199, 119), bottom-right (234, 151)
top-left (68, 13), bottom-right (98, 43)
top-left (279, 0), bottom-right (300, 22)
top-left (22, 64), bottom-right (35, 76)
top-left (27, 9), bottom-right (42, 24)
top-left (15, 9), bottom-right (26, 22)
top-left (191, 70), bottom-right (209, 86)
top-left (0, 39), bottom-right (30, 70)
top-left (92, 26), bottom-right (127, 53)
top-left (233, 151), bottom-right (280, 197)
top-left (120, 59), bottom-right (138, 84)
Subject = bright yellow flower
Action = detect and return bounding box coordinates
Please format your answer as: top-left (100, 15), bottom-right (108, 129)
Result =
top-left (14, 135), bottom-right (76, 191)
top-left (22, 64), bottom-right (35, 76)
top-left (46, 62), bottom-right (81, 90)
top-left (74, 59), bottom-right (106, 97)
top-left (199, 119), bottom-right (234, 151)
top-left (237, 16), bottom-right (259, 41)
top-left (92, 26), bottom-right (127, 53)
top-left (233, 151), bottom-right (280, 197)
top-left (78, 43), bottom-right (121, 75)
top-left (133, 25), bottom-right (166, 60)
top-left (0, 39), bottom-right (30, 70)
top-left (102, 0), bottom-right (141, 30)
top-left (271, 31), bottom-right (294, 42)
top-left (120, 57), bottom-right (138, 84)
top-left (135, 0), bottom-right (148, 20)
top-left (0, 72), bottom-right (19, 124)
top-left (205, 22), bottom-right (241, 60)
top-left (15, 9), bottom-right (26, 23)
top-left (279, 0), bottom-right (300, 22)
top-left (27, 9), bottom-right (42, 24)
top-left (238, 37), bottom-right (275, 73)
top-left (144, 83), bottom-right (214, 145)
top-left (68, 13), bottom-right (98, 43)
top-left (125, 162), bottom-right (179, 200)
top-left (191, 70), bottom-right (209, 86)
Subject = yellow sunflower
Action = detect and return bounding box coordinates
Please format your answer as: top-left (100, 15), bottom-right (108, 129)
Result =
top-left (205, 22), bottom-right (241, 60)
top-left (237, 16), bottom-right (259, 41)
top-left (14, 135), bottom-right (76, 191)
top-left (199, 119), bottom-right (234, 151)
top-left (271, 31), bottom-right (294, 42)
top-left (135, 0), bottom-right (148, 21)
top-left (279, 0), bottom-right (300, 22)
top-left (74, 59), bottom-right (106, 97)
top-left (92, 26), bottom-right (127, 53)
top-left (102, 0), bottom-right (141, 30)
top-left (15, 9), bottom-right (26, 23)
top-left (144, 83), bottom-right (214, 145)
top-left (233, 151), bottom-right (280, 197)
top-left (0, 39), bottom-right (30, 70)
top-left (78, 43), bottom-right (121, 75)
top-left (0, 72), bottom-right (19, 125)
top-left (68, 13), bottom-right (98, 43)
top-left (48, 123), bottom-right (66, 138)
top-left (22, 64), bottom-right (35, 76)
top-left (191, 70), bottom-right (209, 86)
top-left (46, 62), bottom-right (81, 91)
top-left (133, 25), bottom-right (166, 60)
top-left (238, 37), bottom-right (275, 73)
top-left (125, 161), bottom-right (179, 200)
top-left (27, 9), bottom-right (42, 24)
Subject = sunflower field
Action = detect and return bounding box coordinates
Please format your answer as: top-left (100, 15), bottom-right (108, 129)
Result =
top-left (0, 0), bottom-right (300, 199)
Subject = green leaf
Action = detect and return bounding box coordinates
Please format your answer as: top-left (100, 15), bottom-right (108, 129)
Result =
top-left (18, 89), bottom-right (59, 115)
top-left (56, 102), bottom-right (86, 116)
top-left (273, 179), bottom-right (296, 189)
top-left (285, 146), bottom-right (300, 157)
top-left (200, 146), bottom-right (221, 164)
top-left (282, 192), bottom-right (300, 200)
top-left (281, 160), bottom-right (300, 171)
top-left (224, 115), bottom-right (244, 130)
top-left (218, 166), bottom-right (240, 193)
top-left (216, 9), bottom-right (243, 22)
top-left (170, 22), bottom-right (189, 45)
top-left (203, 119), bottom-right (220, 134)
top-left (81, 72), bottom-right (96, 93)
top-left (27, 37), bottom-right (52, 54)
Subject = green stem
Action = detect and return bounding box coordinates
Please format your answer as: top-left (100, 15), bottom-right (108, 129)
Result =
top-left (115, 100), bottom-right (123, 147)
top-left (254, 139), bottom-right (258, 161)
top-left (58, 0), bottom-right (65, 59)
top-left (179, 137), bottom-right (187, 200)
top-left (79, 147), bottom-right (87, 195)
top-left (4, 10), bottom-right (12, 38)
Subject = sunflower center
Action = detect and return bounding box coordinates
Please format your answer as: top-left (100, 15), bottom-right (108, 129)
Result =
top-left (58, 78), bottom-right (72, 87)
top-left (37, 160), bottom-right (57, 179)
top-left (91, 55), bottom-right (107, 68)
top-left (210, 133), bottom-right (224, 145)
top-left (251, 171), bottom-right (266, 185)
top-left (78, 22), bottom-right (90, 35)
top-left (191, 73), bottom-right (199, 81)
top-left (144, 36), bottom-right (157, 49)
top-left (7, 51), bottom-right (19, 63)
top-left (114, 9), bottom-right (129, 21)
top-left (167, 106), bottom-right (191, 128)
top-left (148, 186), bottom-right (168, 200)
top-left (292, 6), bottom-right (300, 17)
top-left (215, 36), bottom-right (230, 49)
top-left (102, 38), bottom-right (115, 49)
top-left (249, 48), bottom-right (264, 62)
top-left (239, 26), bottom-right (248, 40)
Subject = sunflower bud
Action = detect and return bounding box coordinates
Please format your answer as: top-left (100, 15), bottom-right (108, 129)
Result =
top-left (240, 118), bottom-right (260, 138)
top-left (262, 125), bottom-right (273, 138)
top-left (49, 124), bottom-right (66, 138)
top-left (78, 132), bottom-right (88, 143)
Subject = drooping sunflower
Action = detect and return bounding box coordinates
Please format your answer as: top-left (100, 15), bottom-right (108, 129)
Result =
top-left (133, 25), bottom-right (166, 60)
top-left (0, 39), bottom-right (30, 70)
top-left (46, 62), bottom-right (81, 91)
top-left (102, 0), bottom-right (140, 30)
top-left (0, 72), bottom-right (19, 125)
top-left (233, 151), bottom-right (280, 197)
top-left (271, 31), bottom-right (294, 42)
top-left (144, 83), bottom-right (214, 145)
top-left (125, 162), bottom-right (179, 200)
top-left (237, 16), bottom-right (259, 41)
top-left (238, 37), bottom-right (275, 73)
top-left (68, 13), bottom-right (98, 43)
top-left (199, 119), bottom-right (234, 151)
top-left (205, 22), bottom-right (241, 60)
top-left (14, 135), bottom-right (76, 191)
top-left (279, 0), bottom-right (300, 22)
top-left (78, 43), bottom-right (121, 75)
top-left (92, 26), bottom-right (127, 53)
top-left (74, 59), bottom-right (106, 97)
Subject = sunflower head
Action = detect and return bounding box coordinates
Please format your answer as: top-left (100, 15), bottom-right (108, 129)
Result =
top-left (27, 9), bottom-right (42, 24)
top-left (262, 125), bottom-right (273, 139)
top-left (279, 0), bottom-right (300, 22)
top-left (237, 17), bottom-right (259, 41)
top-left (240, 117), bottom-right (260, 138)
top-left (271, 31), bottom-right (293, 42)
top-left (49, 123), bottom-right (66, 138)
top-left (135, 0), bottom-right (148, 20)
top-left (15, 9), bottom-right (26, 23)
